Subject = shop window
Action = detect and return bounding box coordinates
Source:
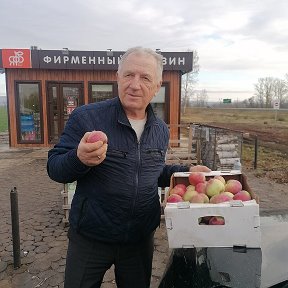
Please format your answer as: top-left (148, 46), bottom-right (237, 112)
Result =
top-left (16, 82), bottom-right (43, 143)
top-left (151, 84), bottom-right (169, 122)
top-left (89, 83), bottom-right (117, 102)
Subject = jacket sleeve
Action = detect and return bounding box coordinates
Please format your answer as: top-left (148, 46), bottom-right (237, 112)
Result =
top-left (158, 164), bottom-right (189, 188)
top-left (47, 110), bottom-right (91, 184)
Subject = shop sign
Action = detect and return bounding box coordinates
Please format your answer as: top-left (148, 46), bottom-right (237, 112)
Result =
top-left (1, 49), bottom-right (193, 73)
top-left (1, 49), bottom-right (31, 68)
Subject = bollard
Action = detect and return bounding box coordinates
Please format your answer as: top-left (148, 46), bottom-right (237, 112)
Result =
top-left (10, 187), bottom-right (21, 269)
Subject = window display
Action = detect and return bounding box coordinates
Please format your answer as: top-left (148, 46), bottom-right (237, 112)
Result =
top-left (16, 82), bottom-right (42, 142)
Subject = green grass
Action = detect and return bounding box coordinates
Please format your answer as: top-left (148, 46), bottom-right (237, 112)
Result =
top-left (0, 106), bottom-right (8, 132)
top-left (182, 107), bottom-right (288, 127)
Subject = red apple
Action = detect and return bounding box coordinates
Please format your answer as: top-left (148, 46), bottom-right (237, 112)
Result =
top-left (87, 130), bottom-right (108, 143)
top-left (190, 193), bottom-right (209, 203)
top-left (225, 179), bottom-right (242, 195)
top-left (233, 190), bottom-right (252, 201)
top-left (182, 189), bottom-right (198, 202)
top-left (173, 184), bottom-right (187, 197)
top-left (195, 182), bottom-right (207, 194)
top-left (206, 178), bottom-right (225, 198)
top-left (210, 193), bottom-right (232, 204)
top-left (189, 172), bottom-right (206, 186)
top-left (209, 216), bottom-right (225, 225)
top-left (214, 175), bottom-right (226, 185)
top-left (167, 194), bottom-right (183, 203)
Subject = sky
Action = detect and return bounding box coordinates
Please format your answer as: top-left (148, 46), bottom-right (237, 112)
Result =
top-left (1, 0), bottom-right (288, 102)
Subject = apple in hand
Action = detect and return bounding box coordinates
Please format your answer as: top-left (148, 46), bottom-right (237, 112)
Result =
top-left (87, 131), bottom-right (108, 143)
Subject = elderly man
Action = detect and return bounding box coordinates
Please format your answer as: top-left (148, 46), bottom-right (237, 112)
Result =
top-left (47, 47), bottom-right (210, 288)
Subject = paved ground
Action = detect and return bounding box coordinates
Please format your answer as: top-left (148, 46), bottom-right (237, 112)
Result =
top-left (0, 133), bottom-right (287, 288)
top-left (0, 143), bottom-right (171, 288)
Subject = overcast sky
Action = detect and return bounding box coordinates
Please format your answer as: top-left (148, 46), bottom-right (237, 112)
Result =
top-left (1, 0), bottom-right (288, 101)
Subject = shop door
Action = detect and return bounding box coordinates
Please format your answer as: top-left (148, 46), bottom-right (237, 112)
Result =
top-left (47, 82), bottom-right (84, 144)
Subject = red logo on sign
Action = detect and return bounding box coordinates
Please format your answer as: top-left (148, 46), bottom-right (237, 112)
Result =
top-left (2, 49), bottom-right (31, 68)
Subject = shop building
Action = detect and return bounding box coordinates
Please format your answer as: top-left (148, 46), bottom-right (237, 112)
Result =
top-left (0, 48), bottom-right (193, 147)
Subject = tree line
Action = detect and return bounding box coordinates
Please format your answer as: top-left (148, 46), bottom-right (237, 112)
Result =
top-left (181, 50), bottom-right (288, 109)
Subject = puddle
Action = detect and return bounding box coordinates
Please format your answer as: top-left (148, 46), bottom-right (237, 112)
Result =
top-left (159, 215), bottom-right (288, 288)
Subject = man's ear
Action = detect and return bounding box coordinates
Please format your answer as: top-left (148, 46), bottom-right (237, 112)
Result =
top-left (116, 71), bottom-right (119, 81)
top-left (155, 80), bottom-right (162, 94)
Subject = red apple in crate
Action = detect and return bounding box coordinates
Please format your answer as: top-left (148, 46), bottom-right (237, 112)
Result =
top-left (182, 189), bottom-right (198, 202)
top-left (209, 216), bottom-right (225, 225)
top-left (225, 179), bottom-right (242, 195)
top-left (206, 178), bottom-right (225, 198)
top-left (210, 193), bottom-right (232, 204)
top-left (167, 194), bottom-right (183, 203)
top-left (189, 172), bottom-right (206, 186)
top-left (195, 182), bottom-right (207, 194)
top-left (214, 175), bottom-right (226, 185)
top-left (87, 130), bottom-right (108, 143)
top-left (233, 190), bottom-right (252, 201)
top-left (190, 193), bottom-right (209, 203)
top-left (222, 191), bottom-right (234, 199)
top-left (173, 184), bottom-right (187, 197)
top-left (186, 185), bottom-right (196, 192)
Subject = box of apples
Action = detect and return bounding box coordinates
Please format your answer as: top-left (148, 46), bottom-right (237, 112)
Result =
top-left (164, 171), bottom-right (261, 248)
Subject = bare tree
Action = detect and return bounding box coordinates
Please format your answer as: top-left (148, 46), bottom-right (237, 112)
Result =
top-left (273, 78), bottom-right (288, 106)
top-left (254, 76), bottom-right (288, 108)
top-left (196, 89), bottom-right (209, 107)
top-left (181, 50), bottom-right (199, 113)
top-left (254, 77), bottom-right (275, 107)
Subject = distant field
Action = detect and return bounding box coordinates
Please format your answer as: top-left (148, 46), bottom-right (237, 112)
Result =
top-left (181, 107), bottom-right (288, 184)
top-left (182, 107), bottom-right (288, 127)
top-left (0, 106), bottom-right (8, 133)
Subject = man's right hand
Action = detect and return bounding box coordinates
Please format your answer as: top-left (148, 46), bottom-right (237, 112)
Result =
top-left (77, 132), bottom-right (108, 166)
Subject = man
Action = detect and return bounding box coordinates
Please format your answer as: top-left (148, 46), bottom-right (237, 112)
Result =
top-left (47, 47), bottom-right (210, 288)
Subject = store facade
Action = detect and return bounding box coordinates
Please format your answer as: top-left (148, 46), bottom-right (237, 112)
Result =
top-left (0, 48), bottom-right (193, 147)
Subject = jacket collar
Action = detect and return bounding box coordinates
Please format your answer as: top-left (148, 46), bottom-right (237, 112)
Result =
top-left (115, 97), bottom-right (158, 127)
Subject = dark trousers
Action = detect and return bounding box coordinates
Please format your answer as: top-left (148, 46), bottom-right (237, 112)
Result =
top-left (64, 228), bottom-right (155, 288)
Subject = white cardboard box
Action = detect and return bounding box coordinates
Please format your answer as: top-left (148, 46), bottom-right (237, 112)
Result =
top-left (164, 171), bottom-right (261, 248)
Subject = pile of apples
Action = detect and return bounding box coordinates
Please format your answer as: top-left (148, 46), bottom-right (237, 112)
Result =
top-left (166, 172), bottom-right (252, 225)
top-left (167, 172), bottom-right (252, 204)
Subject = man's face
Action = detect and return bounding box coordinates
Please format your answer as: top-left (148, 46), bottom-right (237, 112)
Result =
top-left (117, 52), bottom-right (162, 119)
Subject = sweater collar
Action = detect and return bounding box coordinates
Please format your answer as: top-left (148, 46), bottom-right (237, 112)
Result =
top-left (116, 97), bottom-right (157, 127)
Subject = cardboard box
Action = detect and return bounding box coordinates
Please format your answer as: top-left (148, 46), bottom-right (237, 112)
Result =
top-left (164, 171), bottom-right (261, 248)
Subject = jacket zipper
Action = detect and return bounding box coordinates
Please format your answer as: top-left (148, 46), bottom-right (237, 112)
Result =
top-left (130, 140), bottom-right (141, 217)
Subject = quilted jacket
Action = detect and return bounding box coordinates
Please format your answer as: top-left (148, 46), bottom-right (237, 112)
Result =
top-left (47, 97), bottom-right (189, 243)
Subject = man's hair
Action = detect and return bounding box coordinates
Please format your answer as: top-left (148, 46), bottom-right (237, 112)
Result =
top-left (118, 47), bottom-right (163, 81)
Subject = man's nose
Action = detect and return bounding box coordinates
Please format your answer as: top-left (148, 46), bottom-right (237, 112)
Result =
top-left (130, 76), bottom-right (141, 89)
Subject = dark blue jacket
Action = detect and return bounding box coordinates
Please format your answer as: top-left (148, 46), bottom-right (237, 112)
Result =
top-left (47, 97), bottom-right (188, 243)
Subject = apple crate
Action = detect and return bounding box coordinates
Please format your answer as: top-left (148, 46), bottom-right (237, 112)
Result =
top-left (164, 171), bottom-right (261, 248)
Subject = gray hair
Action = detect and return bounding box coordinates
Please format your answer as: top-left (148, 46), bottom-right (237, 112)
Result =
top-left (118, 47), bottom-right (163, 81)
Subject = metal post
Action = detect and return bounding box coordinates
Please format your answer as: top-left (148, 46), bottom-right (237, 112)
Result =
top-left (10, 187), bottom-right (21, 269)
top-left (254, 136), bottom-right (258, 170)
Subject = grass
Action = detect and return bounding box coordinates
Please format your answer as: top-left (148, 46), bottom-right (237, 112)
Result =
top-left (0, 106), bottom-right (8, 132)
top-left (181, 107), bottom-right (288, 184)
top-left (182, 107), bottom-right (288, 127)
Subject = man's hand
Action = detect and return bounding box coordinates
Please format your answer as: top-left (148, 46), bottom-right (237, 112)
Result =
top-left (77, 132), bottom-right (108, 166)
top-left (189, 165), bottom-right (211, 172)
